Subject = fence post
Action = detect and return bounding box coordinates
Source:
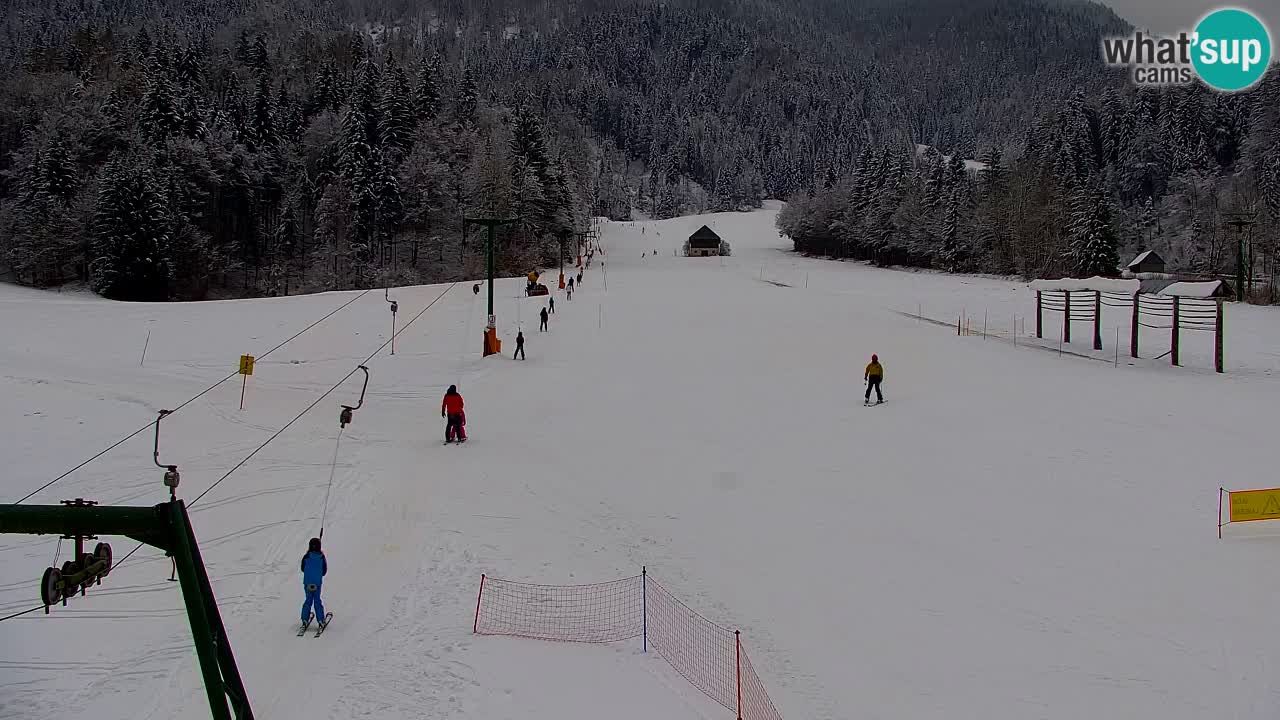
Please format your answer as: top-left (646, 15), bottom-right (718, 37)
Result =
top-left (642, 567), bottom-right (647, 653)
top-left (1063, 291), bottom-right (1072, 344)
top-left (473, 574), bottom-right (486, 634)
top-left (1035, 291), bottom-right (1043, 338)
top-left (1130, 292), bottom-right (1140, 358)
top-left (1219, 487), bottom-right (1225, 539)
top-left (735, 630), bottom-right (743, 720)
top-left (1171, 296), bottom-right (1180, 366)
top-left (1093, 291), bottom-right (1102, 350)
top-left (1215, 299), bottom-right (1224, 373)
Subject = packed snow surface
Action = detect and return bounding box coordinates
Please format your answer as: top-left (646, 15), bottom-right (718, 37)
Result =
top-left (3, 202), bottom-right (1280, 720)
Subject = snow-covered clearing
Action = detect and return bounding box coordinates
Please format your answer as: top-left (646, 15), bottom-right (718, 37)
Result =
top-left (3, 203), bottom-right (1279, 720)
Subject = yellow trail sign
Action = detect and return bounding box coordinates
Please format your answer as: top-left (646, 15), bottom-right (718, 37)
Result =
top-left (239, 355), bottom-right (255, 376)
top-left (1228, 488), bottom-right (1280, 523)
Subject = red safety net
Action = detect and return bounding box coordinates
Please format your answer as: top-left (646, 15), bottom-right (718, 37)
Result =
top-left (474, 574), bottom-right (643, 643)
top-left (473, 572), bottom-right (784, 720)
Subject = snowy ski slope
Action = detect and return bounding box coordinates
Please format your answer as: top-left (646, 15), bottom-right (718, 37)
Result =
top-left (3, 203), bottom-right (1280, 720)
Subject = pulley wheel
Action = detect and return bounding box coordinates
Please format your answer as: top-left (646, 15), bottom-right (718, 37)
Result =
top-left (61, 559), bottom-right (80, 592)
top-left (94, 542), bottom-right (113, 577)
top-left (41, 566), bottom-right (63, 606)
top-left (80, 553), bottom-right (96, 587)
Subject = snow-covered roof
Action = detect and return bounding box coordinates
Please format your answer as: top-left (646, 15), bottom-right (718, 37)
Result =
top-left (1159, 281), bottom-right (1228, 298)
top-left (914, 144), bottom-right (989, 173)
top-left (1127, 250), bottom-right (1163, 269)
top-left (689, 225), bottom-right (721, 242)
top-left (1028, 277), bottom-right (1140, 293)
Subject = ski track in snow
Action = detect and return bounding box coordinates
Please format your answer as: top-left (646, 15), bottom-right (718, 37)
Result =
top-left (3, 201), bottom-right (1280, 719)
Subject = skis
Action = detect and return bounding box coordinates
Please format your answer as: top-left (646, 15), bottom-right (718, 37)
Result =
top-left (314, 612), bottom-right (333, 637)
top-left (298, 611), bottom-right (333, 636)
top-left (863, 399), bottom-right (885, 407)
top-left (444, 437), bottom-right (468, 445)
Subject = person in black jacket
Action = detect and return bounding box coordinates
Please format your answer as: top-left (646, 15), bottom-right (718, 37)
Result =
top-left (514, 330), bottom-right (525, 360)
top-left (539, 307), bottom-right (549, 331)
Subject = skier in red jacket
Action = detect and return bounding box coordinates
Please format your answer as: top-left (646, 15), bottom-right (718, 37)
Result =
top-left (442, 385), bottom-right (466, 442)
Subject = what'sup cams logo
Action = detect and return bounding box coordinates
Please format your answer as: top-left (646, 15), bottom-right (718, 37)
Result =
top-left (1103, 7), bottom-right (1273, 91)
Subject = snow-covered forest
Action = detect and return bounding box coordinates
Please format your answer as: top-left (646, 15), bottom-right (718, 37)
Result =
top-left (1, 0), bottom-right (1276, 300)
top-left (777, 81), bottom-right (1280, 298)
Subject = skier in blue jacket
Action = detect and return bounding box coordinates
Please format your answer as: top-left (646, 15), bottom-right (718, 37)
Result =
top-left (300, 537), bottom-right (327, 625)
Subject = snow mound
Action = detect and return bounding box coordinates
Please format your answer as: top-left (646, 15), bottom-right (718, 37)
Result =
top-left (1029, 277), bottom-right (1140, 293)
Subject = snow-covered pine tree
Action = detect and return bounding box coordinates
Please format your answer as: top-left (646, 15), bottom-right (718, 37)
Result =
top-left (1263, 150), bottom-right (1280, 223)
top-left (938, 186), bottom-right (967, 272)
top-left (469, 137), bottom-right (512, 217)
top-left (339, 61), bottom-right (381, 180)
top-left (945, 151), bottom-right (966, 189)
top-left (1068, 183), bottom-right (1120, 277)
top-left (923, 148), bottom-right (945, 208)
top-left (456, 69), bottom-right (478, 123)
top-left (277, 81), bottom-right (302, 145)
top-left (1099, 87), bottom-right (1123, 167)
top-left (1062, 88), bottom-right (1099, 186)
top-left (379, 54), bottom-right (414, 160)
top-left (1139, 196), bottom-right (1158, 247)
top-left (90, 157), bottom-right (174, 300)
top-left (374, 147), bottom-right (403, 242)
top-left (132, 26), bottom-right (152, 63)
top-left (176, 44), bottom-right (205, 88)
top-left (976, 147), bottom-right (1012, 273)
top-left (234, 30), bottom-right (253, 66)
top-left (413, 54), bottom-right (441, 123)
top-left (248, 36), bottom-right (270, 77)
top-left (37, 138), bottom-right (78, 206)
top-left (248, 74), bottom-right (278, 152)
top-left (510, 101), bottom-right (550, 185)
top-left (217, 71), bottom-right (248, 142)
top-left (139, 64), bottom-right (182, 142)
top-left (309, 62), bottom-right (341, 117)
top-left (509, 154), bottom-right (546, 253)
top-left (176, 88), bottom-right (209, 140)
top-left (347, 32), bottom-right (367, 70)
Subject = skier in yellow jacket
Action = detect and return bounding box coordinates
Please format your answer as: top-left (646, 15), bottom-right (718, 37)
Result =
top-left (864, 354), bottom-right (884, 405)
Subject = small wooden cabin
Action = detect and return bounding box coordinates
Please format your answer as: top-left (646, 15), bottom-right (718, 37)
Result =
top-left (686, 226), bottom-right (723, 257)
top-left (1127, 250), bottom-right (1166, 275)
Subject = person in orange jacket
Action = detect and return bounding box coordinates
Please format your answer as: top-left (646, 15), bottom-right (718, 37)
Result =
top-left (864, 354), bottom-right (884, 405)
top-left (442, 385), bottom-right (467, 442)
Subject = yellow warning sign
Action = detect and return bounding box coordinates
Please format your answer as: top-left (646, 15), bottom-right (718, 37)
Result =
top-left (238, 355), bottom-right (255, 376)
top-left (1228, 488), bottom-right (1280, 523)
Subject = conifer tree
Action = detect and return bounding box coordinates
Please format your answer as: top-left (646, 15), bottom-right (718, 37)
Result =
top-left (414, 54), bottom-right (441, 123)
top-left (1068, 183), bottom-right (1120, 277)
top-left (380, 55), bottom-right (414, 159)
top-left (456, 69), bottom-right (478, 123)
top-left (510, 101), bottom-right (550, 184)
top-left (37, 137), bottom-right (78, 206)
top-left (248, 36), bottom-right (270, 77)
top-left (248, 74), bottom-right (278, 152)
top-left (139, 65), bottom-right (182, 142)
top-left (91, 158), bottom-right (174, 300)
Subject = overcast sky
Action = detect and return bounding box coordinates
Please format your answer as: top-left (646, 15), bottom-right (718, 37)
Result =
top-left (1105, 0), bottom-right (1279, 35)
